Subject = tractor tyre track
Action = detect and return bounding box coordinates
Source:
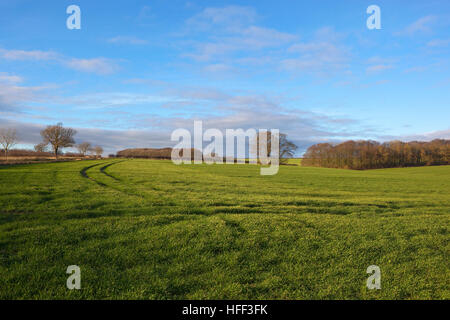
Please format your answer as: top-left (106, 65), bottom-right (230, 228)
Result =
top-left (99, 161), bottom-right (126, 181)
top-left (80, 163), bottom-right (106, 187)
top-left (80, 160), bottom-right (166, 202)
top-left (81, 160), bottom-right (146, 199)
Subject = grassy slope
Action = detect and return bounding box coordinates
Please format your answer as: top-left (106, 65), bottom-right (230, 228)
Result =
top-left (285, 158), bottom-right (302, 165)
top-left (0, 159), bottom-right (448, 299)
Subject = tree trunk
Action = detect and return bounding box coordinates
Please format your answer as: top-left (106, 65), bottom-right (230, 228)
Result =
top-left (55, 147), bottom-right (58, 160)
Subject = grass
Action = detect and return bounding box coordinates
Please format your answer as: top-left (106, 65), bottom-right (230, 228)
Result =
top-left (285, 158), bottom-right (302, 165)
top-left (0, 159), bottom-right (448, 299)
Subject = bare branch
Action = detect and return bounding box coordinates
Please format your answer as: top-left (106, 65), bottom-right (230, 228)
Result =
top-left (0, 128), bottom-right (18, 161)
top-left (40, 123), bottom-right (76, 159)
top-left (93, 146), bottom-right (103, 158)
top-left (76, 142), bottom-right (92, 157)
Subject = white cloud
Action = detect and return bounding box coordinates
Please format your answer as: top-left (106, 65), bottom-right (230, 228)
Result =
top-left (401, 129), bottom-right (450, 141)
top-left (366, 56), bottom-right (396, 64)
top-left (0, 82), bottom-right (46, 112)
top-left (239, 26), bottom-right (297, 47)
top-left (427, 39), bottom-right (450, 47)
top-left (1, 79), bottom-right (421, 156)
top-left (282, 32), bottom-right (350, 75)
top-left (0, 72), bottom-right (23, 84)
top-left (0, 47), bottom-right (119, 75)
top-left (0, 48), bottom-right (58, 60)
top-left (0, 118), bottom-right (171, 155)
top-left (182, 9), bottom-right (351, 77)
top-left (65, 58), bottom-right (119, 75)
top-left (57, 92), bottom-right (180, 109)
top-left (395, 15), bottom-right (437, 36)
top-left (183, 5), bottom-right (297, 62)
top-left (366, 64), bottom-right (393, 74)
top-left (203, 63), bottom-right (232, 73)
top-left (186, 5), bottom-right (257, 32)
top-left (185, 26), bottom-right (297, 62)
top-left (107, 36), bottom-right (148, 45)
top-left (404, 66), bottom-right (427, 73)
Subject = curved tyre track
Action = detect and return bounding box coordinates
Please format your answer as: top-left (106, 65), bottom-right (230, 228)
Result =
top-left (80, 163), bottom-right (107, 186)
top-left (80, 160), bottom-right (145, 198)
top-left (100, 160), bottom-right (126, 181)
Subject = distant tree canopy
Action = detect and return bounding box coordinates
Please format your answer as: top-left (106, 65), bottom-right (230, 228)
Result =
top-left (0, 128), bottom-right (18, 161)
top-left (76, 142), bottom-right (91, 156)
top-left (0, 149), bottom-right (76, 158)
top-left (279, 133), bottom-right (298, 163)
top-left (302, 139), bottom-right (450, 170)
top-left (40, 123), bottom-right (77, 159)
top-left (251, 132), bottom-right (298, 164)
top-left (116, 148), bottom-right (173, 159)
top-left (93, 146), bottom-right (104, 158)
top-left (116, 148), bottom-right (204, 161)
top-left (34, 143), bottom-right (48, 153)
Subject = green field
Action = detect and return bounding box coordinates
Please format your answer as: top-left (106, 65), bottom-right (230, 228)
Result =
top-left (0, 160), bottom-right (449, 299)
top-left (286, 158), bottom-right (302, 165)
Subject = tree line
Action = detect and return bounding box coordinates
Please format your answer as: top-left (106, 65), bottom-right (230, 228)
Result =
top-left (0, 123), bottom-right (103, 161)
top-left (116, 148), bottom-right (173, 159)
top-left (8, 123), bottom-right (448, 171)
top-left (302, 139), bottom-right (450, 170)
top-left (116, 133), bottom-right (298, 164)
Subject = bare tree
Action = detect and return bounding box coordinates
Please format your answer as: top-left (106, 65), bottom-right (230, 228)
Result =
top-left (279, 133), bottom-right (298, 164)
top-left (40, 123), bottom-right (76, 159)
top-left (34, 143), bottom-right (48, 153)
top-left (0, 128), bottom-right (18, 161)
top-left (93, 146), bottom-right (103, 158)
top-left (251, 132), bottom-right (297, 164)
top-left (76, 142), bottom-right (91, 157)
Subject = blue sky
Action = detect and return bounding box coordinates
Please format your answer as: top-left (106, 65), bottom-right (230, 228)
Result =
top-left (0, 0), bottom-right (449, 154)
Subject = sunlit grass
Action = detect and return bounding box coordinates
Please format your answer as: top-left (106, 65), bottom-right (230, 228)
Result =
top-left (0, 159), bottom-right (448, 299)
